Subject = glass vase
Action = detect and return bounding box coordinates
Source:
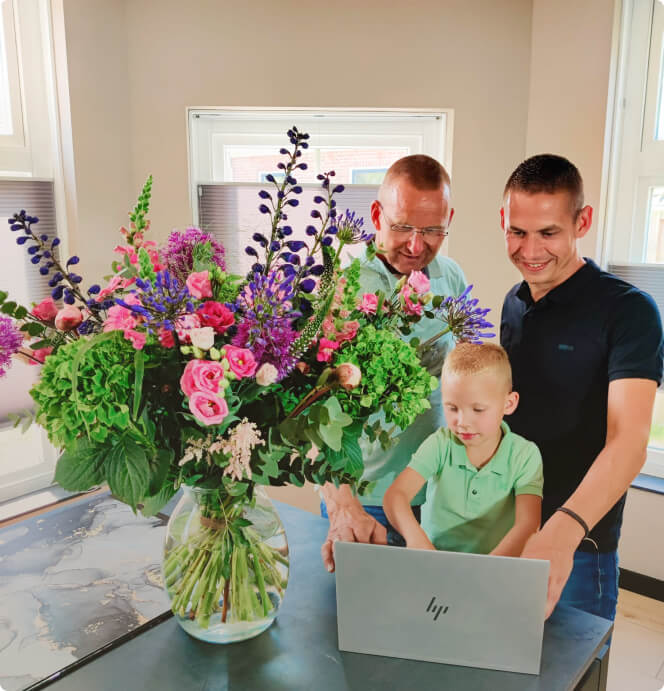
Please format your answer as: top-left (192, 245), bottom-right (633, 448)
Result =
top-left (162, 485), bottom-right (289, 644)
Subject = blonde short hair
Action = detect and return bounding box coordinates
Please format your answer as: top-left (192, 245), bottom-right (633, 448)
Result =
top-left (442, 342), bottom-right (512, 391)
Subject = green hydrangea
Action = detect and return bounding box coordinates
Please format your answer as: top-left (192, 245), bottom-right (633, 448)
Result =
top-left (333, 325), bottom-right (438, 429)
top-left (31, 332), bottom-right (135, 448)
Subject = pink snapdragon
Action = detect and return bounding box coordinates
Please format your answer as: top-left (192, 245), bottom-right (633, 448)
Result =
top-left (124, 329), bottom-right (146, 350)
top-left (180, 359), bottom-right (226, 397)
top-left (358, 293), bottom-right (378, 315)
top-left (316, 338), bottom-right (340, 363)
top-left (188, 391), bottom-right (229, 426)
top-left (223, 345), bottom-right (257, 379)
top-left (102, 293), bottom-right (142, 332)
top-left (186, 271), bottom-right (213, 299)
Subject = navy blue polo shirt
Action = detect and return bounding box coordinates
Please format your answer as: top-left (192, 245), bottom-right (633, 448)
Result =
top-left (501, 259), bottom-right (663, 552)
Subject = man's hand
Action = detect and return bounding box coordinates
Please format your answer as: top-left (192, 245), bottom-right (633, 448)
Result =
top-left (320, 486), bottom-right (387, 572)
top-left (521, 512), bottom-right (584, 618)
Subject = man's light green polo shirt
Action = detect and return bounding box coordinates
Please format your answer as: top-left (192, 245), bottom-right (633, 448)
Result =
top-left (408, 422), bottom-right (543, 553)
top-left (355, 245), bottom-right (467, 506)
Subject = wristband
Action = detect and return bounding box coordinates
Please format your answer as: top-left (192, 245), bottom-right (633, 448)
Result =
top-left (555, 507), bottom-right (598, 550)
top-left (555, 506), bottom-right (589, 537)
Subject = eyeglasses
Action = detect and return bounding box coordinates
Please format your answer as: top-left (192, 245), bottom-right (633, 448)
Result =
top-left (378, 203), bottom-right (449, 240)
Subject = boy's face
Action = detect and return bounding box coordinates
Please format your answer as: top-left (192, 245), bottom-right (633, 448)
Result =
top-left (442, 370), bottom-right (518, 450)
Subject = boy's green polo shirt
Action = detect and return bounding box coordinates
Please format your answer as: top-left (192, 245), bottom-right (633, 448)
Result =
top-left (354, 245), bottom-right (467, 507)
top-left (408, 422), bottom-right (543, 554)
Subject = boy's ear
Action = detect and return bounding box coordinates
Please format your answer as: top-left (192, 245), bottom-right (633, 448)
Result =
top-left (504, 391), bottom-right (519, 415)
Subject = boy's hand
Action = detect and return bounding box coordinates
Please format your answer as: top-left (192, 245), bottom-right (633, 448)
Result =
top-left (406, 535), bottom-right (436, 551)
top-left (321, 504), bottom-right (387, 573)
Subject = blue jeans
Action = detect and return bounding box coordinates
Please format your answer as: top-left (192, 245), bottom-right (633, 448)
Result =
top-left (556, 549), bottom-right (619, 621)
top-left (320, 502), bottom-right (420, 547)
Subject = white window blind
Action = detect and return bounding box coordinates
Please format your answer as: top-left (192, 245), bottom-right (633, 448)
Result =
top-left (0, 179), bottom-right (58, 422)
top-left (198, 183), bottom-right (378, 276)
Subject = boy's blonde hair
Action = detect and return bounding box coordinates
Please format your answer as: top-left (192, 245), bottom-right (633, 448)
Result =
top-left (442, 343), bottom-right (513, 391)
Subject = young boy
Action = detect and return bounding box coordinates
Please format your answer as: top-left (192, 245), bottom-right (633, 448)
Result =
top-left (384, 343), bottom-right (543, 557)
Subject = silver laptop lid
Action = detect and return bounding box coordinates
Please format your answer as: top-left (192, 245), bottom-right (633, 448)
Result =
top-left (335, 542), bottom-right (549, 675)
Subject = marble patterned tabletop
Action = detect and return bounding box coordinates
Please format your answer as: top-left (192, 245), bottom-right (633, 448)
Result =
top-left (0, 492), bottom-right (170, 691)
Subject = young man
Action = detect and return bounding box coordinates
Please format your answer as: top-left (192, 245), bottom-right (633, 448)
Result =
top-left (320, 155), bottom-right (467, 572)
top-left (500, 154), bottom-right (663, 620)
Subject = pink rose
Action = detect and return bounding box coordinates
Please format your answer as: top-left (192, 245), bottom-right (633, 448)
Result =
top-left (255, 363), bottom-right (279, 386)
top-left (197, 301), bottom-right (234, 334)
top-left (31, 297), bottom-right (58, 323)
top-left (180, 359), bottom-right (226, 397)
top-left (223, 345), bottom-right (258, 378)
top-left (28, 346), bottom-right (53, 365)
top-left (358, 293), bottom-right (378, 315)
top-left (55, 305), bottom-right (83, 331)
top-left (188, 390), bottom-right (229, 426)
top-left (334, 362), bottom-right (362, 390)
top-left (186, 271), bottom-right (213, 299)
top-left (124, 329), bottom-right (146, 350)
top-left (158, 328), bottom-right (175, 348)
top-left (316, 338), bottom-right (340, 363)
top-left (407, 270), bottom-right (430, 295)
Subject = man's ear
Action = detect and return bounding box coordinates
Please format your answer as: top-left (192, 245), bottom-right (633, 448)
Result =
top-left (447, 208), bottom-right (455, 227)
top-left (504, 390), bottom-right (519, 415)
top-left (500, 207), bottom-right (506, 230)
top-left (575, 205), bottom-right (593, 239)
top-left (370, 200), bottom-right (382, 231)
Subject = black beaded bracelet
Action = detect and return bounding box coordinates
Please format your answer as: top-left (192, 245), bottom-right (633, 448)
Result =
top-left (555, 506), bottom-right (590, 538)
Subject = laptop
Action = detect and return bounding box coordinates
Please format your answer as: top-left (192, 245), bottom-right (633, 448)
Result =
top-left (334, 541), bottom-right (549, 675)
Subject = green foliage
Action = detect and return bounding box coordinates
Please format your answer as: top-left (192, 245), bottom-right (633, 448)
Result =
top-left (340, 258), bottom-right (361, 312)
top-left (137, 247), bottom-right (157, 283)
top-left (211, 267), bottom-right (243, 304)
top-left (333, 325), bottom-right (438, 429)
top-left (128, 175), bottom-right (152, 238)
top-left (31, 332), bottom-right (137, 448)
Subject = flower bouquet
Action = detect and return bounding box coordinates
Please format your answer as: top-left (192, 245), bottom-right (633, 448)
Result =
top-left (0, 127), bottom-right (493, 642)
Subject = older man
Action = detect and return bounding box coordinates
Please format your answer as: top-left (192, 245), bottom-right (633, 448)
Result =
top-left (500, 154), bottom-right (663, 619)
top-left (321, 155), bottom-right (467, 572)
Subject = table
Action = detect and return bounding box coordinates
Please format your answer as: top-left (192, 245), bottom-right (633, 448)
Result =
top-left (43, 502), bottom-right (612, 691)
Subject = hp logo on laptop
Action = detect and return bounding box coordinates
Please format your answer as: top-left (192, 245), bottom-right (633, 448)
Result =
top-left (426, 596), bottom-right (449, 621)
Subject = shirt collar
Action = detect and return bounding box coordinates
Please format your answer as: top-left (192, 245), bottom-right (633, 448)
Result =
top-left (452, 421), bottom-right (512, 475)
top-left (364, 243), bottom-right (441, 279)
top-left (515, 258), bottom-right (599, 308)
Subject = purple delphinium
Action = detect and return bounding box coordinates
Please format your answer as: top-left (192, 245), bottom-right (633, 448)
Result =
top-left (232, 270), bottom-right (300, 378)
top-left (0, 316), bottom-right (23, 377)
top-left (162, 228), bottom-right (226, 277)
top-left (437, 285), bottom-right (495, 343)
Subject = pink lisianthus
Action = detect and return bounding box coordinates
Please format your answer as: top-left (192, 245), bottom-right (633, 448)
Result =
top-left (31, 297), bottom-right (58, 323)
top-left (180, 359), bottom-right (225, 397)
top-left (158, 328), bottom-right (175, 348)
top-left (175, 313), bottom-right (202, 343)
top-left (223, 345), bottom-right (257, 379)
top-left (188, 390), bottom-right (229, 426)
top-left (186, 270), bottom-right (212, 299)
top-left (316, 338), bottom-right (340, 363)
top-left (358, 293), bottom-right (378, 315)
top-left (197, 301), bottom-right (234, 334)
top-left (27, 346), bottom-right (53, 365)
top-left (124, 329), bottom-right (146, 350)
top-left (54, 305), bottom-right (83, 331)
top-left (113, 245), bottom-right (139, 265)
top-left (407, 270), bottom-right (430, 295)
top-left (336, 320), bottom-right (360, 344)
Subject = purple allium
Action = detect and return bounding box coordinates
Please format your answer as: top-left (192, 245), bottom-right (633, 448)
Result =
top-left (161, 228), bottom-right (226, 277)
top-left (232, 270), bottom-right (300, 379)
top-left (436, 285), bottom-right (495, 344)
top-left (0, 316), bottom-right (23, 377)
top-left (336, 209), bottom-right (374, 245)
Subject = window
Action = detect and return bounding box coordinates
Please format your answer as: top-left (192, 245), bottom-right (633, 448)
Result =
top-left (189, 108), bottom-right (450, 276)
top-left (0, 1), bottom-right (65, 502)
top-left (603, 0), bottom-right (664, 477)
